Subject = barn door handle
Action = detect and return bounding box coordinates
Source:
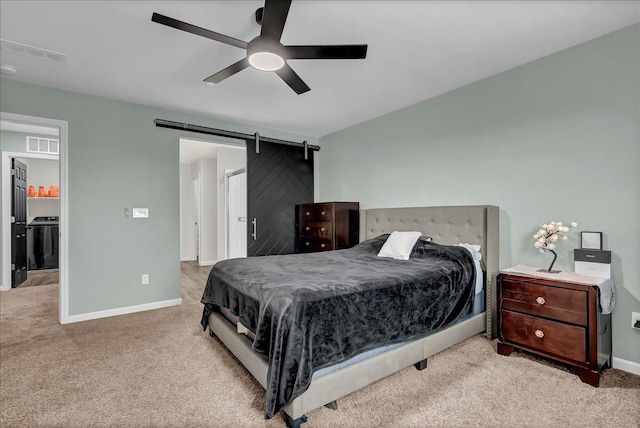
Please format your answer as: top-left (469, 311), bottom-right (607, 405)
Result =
top-left (251, 218), bottom-right (257, 240)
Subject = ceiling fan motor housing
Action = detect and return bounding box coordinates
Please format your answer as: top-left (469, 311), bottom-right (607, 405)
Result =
top-left (247, 37), bottom-right (285, 59)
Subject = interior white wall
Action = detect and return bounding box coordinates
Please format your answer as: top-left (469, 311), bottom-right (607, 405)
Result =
top-left (216, 146), bottom-right (246, 260)
top-left (198, 158), bottom-right (217, 265)
top-left (179, 163), bottom-right (195, 261)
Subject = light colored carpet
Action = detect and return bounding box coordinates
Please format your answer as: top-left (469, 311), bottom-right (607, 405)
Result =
top-left (0, 264), bottom-right (638, 428)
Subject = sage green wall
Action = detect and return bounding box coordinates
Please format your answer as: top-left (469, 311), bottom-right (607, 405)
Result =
top-left (0, 79), bottom-right (317, 315)
top-left (319, 25), bottom-right (640, 364)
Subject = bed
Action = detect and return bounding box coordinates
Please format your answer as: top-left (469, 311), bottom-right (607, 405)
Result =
top-left (202, 205), bottom-right (499, 427)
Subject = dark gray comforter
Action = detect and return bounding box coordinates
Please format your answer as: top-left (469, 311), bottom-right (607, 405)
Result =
top-left (201, 235), bottom-right (476, 418)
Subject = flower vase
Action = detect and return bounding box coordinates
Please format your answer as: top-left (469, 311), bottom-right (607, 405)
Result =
top-left (538, 250), bottom-right (560, 273)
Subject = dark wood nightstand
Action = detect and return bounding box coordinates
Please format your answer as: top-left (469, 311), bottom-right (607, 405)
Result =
top-left (296, 202), bottom-right (359, 253)
top-left (497, 271), bottom-right (612, 386)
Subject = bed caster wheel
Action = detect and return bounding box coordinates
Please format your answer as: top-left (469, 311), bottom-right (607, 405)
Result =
top-left (284, 414), bottom-right (307, 428)
top-left (209, 328), bottom-right (216, 338)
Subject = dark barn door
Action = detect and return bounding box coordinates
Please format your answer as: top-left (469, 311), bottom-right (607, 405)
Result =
top-left (11, 159), bottom-right (28, 287)
top-left (246, 139), bottom-right (314, 256)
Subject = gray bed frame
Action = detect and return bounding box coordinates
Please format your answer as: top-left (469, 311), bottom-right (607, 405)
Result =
top-left (207, 205), bottom-right (499, 427)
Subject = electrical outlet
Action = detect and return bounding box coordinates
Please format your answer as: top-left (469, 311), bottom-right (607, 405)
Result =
top-left (632, 311), bottom-right (640, 330)
top-left (141, 274), bottom-right (149, 285)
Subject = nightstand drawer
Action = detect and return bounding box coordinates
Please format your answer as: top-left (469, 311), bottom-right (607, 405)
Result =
top-left (300, 204), bottom-right (333, 221)
top-left (501, 310), bottom-right (586, 362)
top-left (300, 221), bottom-right (332, 238)
top-left (501, 278), bottom-right (587, 325)
top-left (300, 237), bottom-right (332, 252)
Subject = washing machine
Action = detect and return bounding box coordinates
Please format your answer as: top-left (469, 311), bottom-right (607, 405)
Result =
top-left (27, 216), bottom-right (59, 270)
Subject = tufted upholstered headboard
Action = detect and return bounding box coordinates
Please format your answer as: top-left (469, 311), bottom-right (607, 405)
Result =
top-left (361, 205), bottom-right (500, 339)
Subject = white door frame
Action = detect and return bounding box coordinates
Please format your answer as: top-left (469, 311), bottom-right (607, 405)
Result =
top-left (0, 112), bottom-right (69, 324)
top-left (225, 167), bottom-right (246, 259)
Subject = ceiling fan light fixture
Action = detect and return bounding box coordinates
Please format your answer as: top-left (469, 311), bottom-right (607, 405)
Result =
top-left (248, 51), bottom-right (285, 71)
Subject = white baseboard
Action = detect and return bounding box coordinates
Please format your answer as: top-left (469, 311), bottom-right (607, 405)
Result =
top-left (65, 298), bottom-right (182, 324)
top-left (180, 257), bottom-right (197, 262)
top-left (198, 260), bottom-right (217, 266)
top-left (612, 357), bottom-right (640, 375)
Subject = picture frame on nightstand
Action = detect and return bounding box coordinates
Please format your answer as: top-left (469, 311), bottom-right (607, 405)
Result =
top-left (580, 231), bottom-right (602, 250)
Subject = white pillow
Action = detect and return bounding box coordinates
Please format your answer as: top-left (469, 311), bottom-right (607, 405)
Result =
top-left (456, 243), bottom-right (483, 294)
top-left (378, 231), bottom-right (422, 260)
top-left (455, 243), bottom-right (482, 261)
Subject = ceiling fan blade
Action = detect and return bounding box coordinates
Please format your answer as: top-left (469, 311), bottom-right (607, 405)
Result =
top-left (260, 0), bottom-right (292, 42)
top-left (204, 58), bottom-right (250, 84)
top-left (152, 13), bottom-right (247, 49)
top-left (275, 63), bottom-right (310, 94)
top-left (283, 44), bottom-right (368, 60)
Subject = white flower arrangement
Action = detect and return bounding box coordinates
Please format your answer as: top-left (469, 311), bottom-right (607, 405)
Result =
top-left (533, 221), bottom-right (578, 253)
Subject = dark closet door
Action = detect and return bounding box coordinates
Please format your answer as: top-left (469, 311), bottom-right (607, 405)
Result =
top-left (246, 139), bottom-right (314, 256)
top-left (11, 159), bottom-right (28, 287)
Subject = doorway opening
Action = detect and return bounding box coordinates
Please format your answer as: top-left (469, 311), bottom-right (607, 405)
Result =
top-left (11, 154), bottom-right (59, 287)
top-left (1, 112), bottom-right (69, 324)
top-left (179, 138), bottom-right (246, 267)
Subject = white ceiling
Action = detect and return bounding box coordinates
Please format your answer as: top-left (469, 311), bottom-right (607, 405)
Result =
top-left (1, 1), bottom-right (638, 137)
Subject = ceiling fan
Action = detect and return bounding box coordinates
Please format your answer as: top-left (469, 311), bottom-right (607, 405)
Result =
top-left (151, 0), bottom-right (368, 94)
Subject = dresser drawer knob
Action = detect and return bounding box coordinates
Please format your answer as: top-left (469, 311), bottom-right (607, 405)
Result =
top-left (305, 242), bottom-right (310, 246)
top-left (321, 243), bottom-right (326, 248)
top-left (534, 330), bottom-right (545, 339)
top-left (321, 211), bottom-right (326, 216)
top-left (305, 226), bottom-right (310, 231)
top-left (320, 227), bottom-right (325, 232)
top-left (536, 297), bottom-right (546, 305)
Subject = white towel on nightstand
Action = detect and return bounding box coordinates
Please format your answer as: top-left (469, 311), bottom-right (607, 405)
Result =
top-left (501, 265), bottom-right (616, 314)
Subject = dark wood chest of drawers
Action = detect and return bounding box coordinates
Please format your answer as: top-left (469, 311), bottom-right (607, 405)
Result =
top-left (497, 273), bottom-right (612, 386)
top-left (296, 202), bottom-right (359, 253)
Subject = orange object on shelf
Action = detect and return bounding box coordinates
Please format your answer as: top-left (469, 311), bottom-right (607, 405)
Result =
top-left (49, 185), bottom-right (59, 197)
top-left (28, 185), bottom-right (35, 197)
top-left (38, 186), bottom-right (45, 197)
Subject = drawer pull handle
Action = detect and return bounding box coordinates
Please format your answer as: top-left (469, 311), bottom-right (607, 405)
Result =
top-left (320, 227), bottom-right (325, 232)
top-left (305, 242), bottom-right (310, 246)
top-left (305, 226), bottom-right (310, 231)
top-left (321, 244), bottom-right (326, 248)
top-left (536, 297), bottom-right (546, 306)
top-left (306, 212), bottom-right (310, 216)
top-left (321, 211), bottom-right (326, 216)
top-left (534, 330), bottom-right (544, 339)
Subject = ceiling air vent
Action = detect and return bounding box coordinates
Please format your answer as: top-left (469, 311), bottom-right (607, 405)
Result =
top-left (0, 39), bottom-right (68, 64)
top-left (26, 136), bottom-right (59, 155)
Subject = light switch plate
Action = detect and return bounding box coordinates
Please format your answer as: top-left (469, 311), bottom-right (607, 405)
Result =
top-left (132, 208), bottom-right (149, 218)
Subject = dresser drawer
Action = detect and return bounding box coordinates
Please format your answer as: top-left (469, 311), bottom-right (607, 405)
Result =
top-left (300, 204), bottom-right (333, 221)
top-left (300, 221), bottom-right (333, 238)
top-left (501, 310), bottom-right (586, 363)
top-left (501, 278), bottom-right (587, 326)
top-left (300, 237), bottom-right (332, 252)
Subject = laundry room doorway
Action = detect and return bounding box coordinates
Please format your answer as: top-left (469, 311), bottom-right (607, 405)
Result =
top-left (1, 112), bottom-right (69, 323)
